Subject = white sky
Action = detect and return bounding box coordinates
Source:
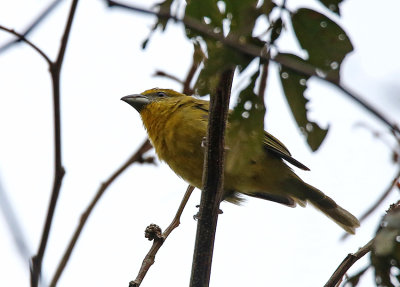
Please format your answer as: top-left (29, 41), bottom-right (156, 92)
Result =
top-left (0, 0), bottom-right (399, 286)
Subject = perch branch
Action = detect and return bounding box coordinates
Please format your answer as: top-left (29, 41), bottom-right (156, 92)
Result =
top-left (189, 68), bottom-right (234, 287)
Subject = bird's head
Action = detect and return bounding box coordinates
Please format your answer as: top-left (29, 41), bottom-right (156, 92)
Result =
top-left (121, 88), bottom-right (185, 112)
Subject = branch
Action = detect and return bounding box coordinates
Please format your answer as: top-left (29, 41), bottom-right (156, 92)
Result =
top-left (324, 238), bottom-right (374, 287)
top-left (0, 0), bottom-right (63, 53)
top-left (50, 139), bottom-right (152, 287)
top-left (129, 185), bottom-right (195, 287)
top-left (105, 0), bottom-right (400, 137)
top-left (341, 169), bottom-right (400, 240)
top-left (0, 25), bottom-right (51, 65)
top-left (189, 68), bottom-right (234, 287)
top-left (31, 1), bottom-right (79, 286)
top-left (153, 70), bottom-right (183, 84)
top-left (258, 53), bottom-right (270, 114)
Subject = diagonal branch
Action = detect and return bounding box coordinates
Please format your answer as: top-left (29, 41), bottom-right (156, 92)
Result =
top-left (30, 1), bottom-right (79, 286)
top-left (105, 0), bottom-right (400, 137)
top-left (0, 25), bottom-right (51, 65)
top-left (324, 238), bottom-right (374, 287)
top-left (50, 139), bottom-right (153, 287)
top-left (0, 0), bottom-right (63, 53)
top-left (129, 185), bottom-right (195, 287)
top-left (341, 168), bottom-right (400, 240)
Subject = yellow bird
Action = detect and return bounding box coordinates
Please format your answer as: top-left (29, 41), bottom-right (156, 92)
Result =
top-left (121, 88), bottom-right (360, 234)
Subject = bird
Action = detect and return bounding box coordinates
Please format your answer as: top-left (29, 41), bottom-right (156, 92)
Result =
top-left (121, 88), bottom-right (360, 234)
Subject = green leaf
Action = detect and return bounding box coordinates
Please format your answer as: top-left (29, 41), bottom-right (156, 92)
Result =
top-left (318, 0), bottom-right (344, 16)
top-left (278, 53), bottom-right (329, 151)
top-left (291, 8), bottom-right (353, 82)
top-left (371, 210), bottom-right (400, 287)
top-left (225, 0), bottom-right (260, 35)
top-left (194, 41), bottom-right (254, 96)
top-left (185, 0), bottom-right (223, 38)
top-left (226, 68), bottom-right (266, 175)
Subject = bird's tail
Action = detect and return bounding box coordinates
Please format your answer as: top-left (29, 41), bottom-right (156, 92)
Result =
top-left (285, 178), bottom-right (360, 234)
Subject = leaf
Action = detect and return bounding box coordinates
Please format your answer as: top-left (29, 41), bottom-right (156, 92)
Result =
top-left (318, 0), bottom-right (344, 16)
top-left (225, 0), bottom-right (260, 35)
top-left (226, 68), bottom-right (266, 175)
top-left (278, 53), bottom-right (329, 151)
top-left (185, 0), bottom-right (223, 39)
top-left (184, 0), bottom-right (268, 96)
top-left (269, 18), bottom-right (283, 44)
top-left (141, 0), bottom-right (173, 49)
top-left (371, 210), bottom-right (400, 287)
top-left (194, 40), bottom-right (255, 96)
top-left (291, 8), bottom-right (353, 83)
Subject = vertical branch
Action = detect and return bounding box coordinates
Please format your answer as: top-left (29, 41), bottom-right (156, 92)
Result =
top-left (30, 1), bottom-right (79, 286)
top-left (189, 68), bottom-right (234, 287)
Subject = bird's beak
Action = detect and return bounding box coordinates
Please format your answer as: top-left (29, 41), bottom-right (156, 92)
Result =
top-left (121, 94), bottom-right (150, 112)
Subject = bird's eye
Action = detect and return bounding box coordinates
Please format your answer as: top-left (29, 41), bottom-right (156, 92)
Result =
top-left (157, 92), bottom-right (167, 98)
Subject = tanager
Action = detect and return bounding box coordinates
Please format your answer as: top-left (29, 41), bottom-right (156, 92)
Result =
top-left (121, 88), bottom-right (360, 234)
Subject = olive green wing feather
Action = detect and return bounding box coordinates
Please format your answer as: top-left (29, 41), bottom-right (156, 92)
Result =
top-left (196, 101), bottom-right (309, 171)
top-left (264, 131), bottom-right (310, 171)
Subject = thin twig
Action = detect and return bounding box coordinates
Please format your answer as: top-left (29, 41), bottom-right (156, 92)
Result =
top-left (189, 68), bottom-right (234, 287)
top-left (341, 169), bottom-right (400, 240)
top-left (30, 1), bottom-right (79, 286)
top-left (258, 52), bottom-right (270, 116)
top-left (0, 0), bottom-right (63, 53)
top-left (153, 70), bottom-right (183, 83)
top-left (0, 25), bottom-right (51, 65)
top-left (129, 185), bottom-right (195, 287)
top-left (324, 238), bottom-right (374, 287)
top-left (105, 0), bottom-right (400, 137)
top-left (50, 139), bottom-right (152, 287)
top-left (182, 46), bottom-right (204, 95)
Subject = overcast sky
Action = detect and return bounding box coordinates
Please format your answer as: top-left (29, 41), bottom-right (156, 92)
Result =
top-left (0, 0), bottom-right (399, 286)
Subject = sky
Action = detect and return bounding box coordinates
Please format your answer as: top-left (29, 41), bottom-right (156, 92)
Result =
top-left (0, 0), bottom-right (399, 286)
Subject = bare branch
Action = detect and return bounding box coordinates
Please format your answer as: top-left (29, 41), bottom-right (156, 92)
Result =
top-left (0, 25), bottom-right (51, 65)
top-left (50, 139), bottom-right (152, 287)
top-left (153, 70), bottom-right (183, 83)
top-left (105, 0), bottom-right (400, 137)
top-left (324, 239), bottom-right (374, 287)
top-left (342, 169), bottom-right (400, 240)
top-left (129, 185), bottom-right (195, 287)
top-left (31, 1), bottom-right (79, 286)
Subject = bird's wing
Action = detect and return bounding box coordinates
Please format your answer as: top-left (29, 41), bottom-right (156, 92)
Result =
top-left (195, 100), bottom-right (310, 171)
top-left (263, 131), bottom-right (310, 171)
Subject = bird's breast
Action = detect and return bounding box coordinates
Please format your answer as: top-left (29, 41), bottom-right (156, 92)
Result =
top-left (141, 105), bottom-right (207, 188)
